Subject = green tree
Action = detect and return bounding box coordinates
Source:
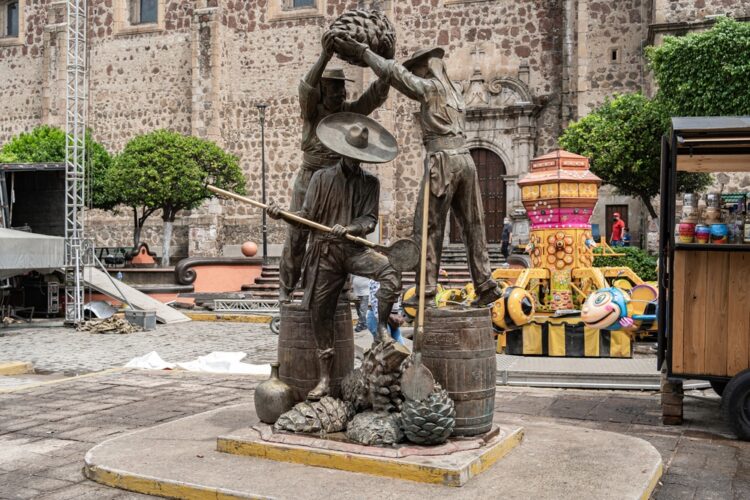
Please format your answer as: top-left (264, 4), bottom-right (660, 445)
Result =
top-left (0, 125), bottom-right (116, 209)
top-left (559, 93), bottom-right (710, 218)
top-left (647, 17), bottom-right (750, 117)
top-left (108, 130), bottom-right (246, 266)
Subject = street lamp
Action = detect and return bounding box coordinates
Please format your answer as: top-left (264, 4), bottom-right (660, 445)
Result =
top-left (257, 104), bottom-right (268, 265)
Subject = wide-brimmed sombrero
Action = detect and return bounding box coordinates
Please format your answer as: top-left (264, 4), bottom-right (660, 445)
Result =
top-left (403, 46), bottom-right (445, 70)
top-left (316, 112), bottom-right (398, 164)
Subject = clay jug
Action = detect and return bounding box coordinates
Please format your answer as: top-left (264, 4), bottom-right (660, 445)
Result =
top-left (254, 362), bottom-right (295, 424)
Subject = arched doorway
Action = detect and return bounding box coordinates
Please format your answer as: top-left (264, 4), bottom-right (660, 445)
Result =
top-left (450, 148), bottom-right (507, 243)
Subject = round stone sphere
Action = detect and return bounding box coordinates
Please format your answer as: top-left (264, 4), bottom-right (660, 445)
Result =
top-left (241, 241), bottom-right (258, 257)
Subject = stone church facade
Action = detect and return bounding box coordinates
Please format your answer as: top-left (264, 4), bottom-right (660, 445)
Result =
top-left (1, 0), bottom-right (748, 259)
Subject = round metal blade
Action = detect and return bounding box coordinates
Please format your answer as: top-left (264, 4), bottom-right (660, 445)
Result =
top-left (386, 238), bottom-right (420, 272)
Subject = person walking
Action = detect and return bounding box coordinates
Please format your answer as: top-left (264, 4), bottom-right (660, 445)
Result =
top-left (351, 275), bottom-right (370, 332)
top-left (610, 212), bottom-right (626, 247)
top-left (501, 217), bottom-right (513, 260)
top-left (366, 279), bottom-right (404, 344)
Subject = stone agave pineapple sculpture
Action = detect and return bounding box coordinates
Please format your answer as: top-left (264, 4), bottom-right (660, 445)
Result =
top-left (325, 9), bottom-right (396, 67)
top-left (400, 384), bottom-right (456, 446)
top-left (274, 397), bottom-right (354, 434)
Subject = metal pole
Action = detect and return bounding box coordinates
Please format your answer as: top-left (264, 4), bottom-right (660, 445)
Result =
top-left (257, 104), bottom-right (268, 265)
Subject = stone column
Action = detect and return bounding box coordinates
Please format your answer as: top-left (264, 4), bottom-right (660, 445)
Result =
top-left (191, 5), bottom-right (222, 143)
top-left (41, 1), bottom-right (66, 128)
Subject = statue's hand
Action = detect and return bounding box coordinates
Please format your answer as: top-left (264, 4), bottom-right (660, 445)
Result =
top-left (322, 31), bottom-right (336, 58)
top-left (266, 202), bottom-right (283, 220)
top-left (333, 34), bottom-right (368, 61)
top-left (331, 224), bottom-right (349, 238)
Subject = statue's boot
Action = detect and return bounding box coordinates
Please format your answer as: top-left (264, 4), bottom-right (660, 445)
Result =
top-left (306, 349), bottom-right (333, 400)
top-left (471, 283), bottom-right (503, 307)
top-left (375, 300), bottom-right (396, 344)
top-left (278, 287), bottom-right (293, 304)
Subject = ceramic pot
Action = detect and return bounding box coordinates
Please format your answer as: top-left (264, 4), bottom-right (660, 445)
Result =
top-left (677, 223), bottom-right (696, 243)
top-left (710, 224), bottom-right (728, 244)
top-left (695, 224), bottom-right (710, 244)
top-left (254, 362), bottom-right (295, 424)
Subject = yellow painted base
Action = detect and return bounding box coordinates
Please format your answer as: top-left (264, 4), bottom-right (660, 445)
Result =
top-left (217, 427), bottom-right (524, 487)
top-left (0, 361), bottom-right (33, 375)
top-left (84, 466), bottom-right (256, 500)
top-left (185, 312), bottom-right (272, 323)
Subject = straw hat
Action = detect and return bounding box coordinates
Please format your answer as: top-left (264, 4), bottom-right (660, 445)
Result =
top-left (316, 112), bottom-right (398, 164)
top-left (403, 46), bottom-right (445, 70)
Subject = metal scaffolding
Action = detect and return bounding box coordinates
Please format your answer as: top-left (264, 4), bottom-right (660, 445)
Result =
top-left (64, 0), bottom-right (87, 324)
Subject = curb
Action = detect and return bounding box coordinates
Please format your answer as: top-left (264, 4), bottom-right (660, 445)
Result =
top-left (0, 361), bottom-right (34, 376)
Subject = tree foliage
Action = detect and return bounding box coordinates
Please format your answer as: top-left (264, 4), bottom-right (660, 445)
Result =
top-left (0, 125), bottom-right (116, 209)
top-left (559, 93), bottom-right (711, 218)
top-left (107, 130), bottom-right (246, 261)
top-left (593, 246), bottom-right (658, 282)
top-left (646, 17), bottom-right (750, 117)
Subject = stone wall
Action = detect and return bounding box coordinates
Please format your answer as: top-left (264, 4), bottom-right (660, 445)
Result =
top-left (1, 0), bottom-right (742, 257)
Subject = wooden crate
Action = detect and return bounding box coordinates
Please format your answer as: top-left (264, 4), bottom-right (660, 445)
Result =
top-left (672, 250), bottom-right (750, 377)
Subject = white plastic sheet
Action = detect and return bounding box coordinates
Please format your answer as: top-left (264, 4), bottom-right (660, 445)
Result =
top-left (124, 351), bottom-right (271, 375)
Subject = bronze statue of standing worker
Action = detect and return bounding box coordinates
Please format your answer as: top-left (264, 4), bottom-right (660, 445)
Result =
top-left (278, 34), bottom-right (390, 303)
top-left (334, 37), bottom-right (503, 307)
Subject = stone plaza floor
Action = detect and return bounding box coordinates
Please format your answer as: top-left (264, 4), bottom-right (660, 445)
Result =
top-left (0, 321), bottom-right (749, 499)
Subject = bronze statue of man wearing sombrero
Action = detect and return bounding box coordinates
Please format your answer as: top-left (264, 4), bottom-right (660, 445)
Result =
top-left (333, 39), bottom-right (504, 307)
top-left (268, 112), bottom-right (402, 400)
top-left (278, 35), bottom-right (391, 303)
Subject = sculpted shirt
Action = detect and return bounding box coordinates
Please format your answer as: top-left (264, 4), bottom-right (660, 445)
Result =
top-left (379, 61), bottom-right (465, 142)
top-left (297, 161), bottom-right (379, 240)
top-left (298, 79), bottom-right (389, 168)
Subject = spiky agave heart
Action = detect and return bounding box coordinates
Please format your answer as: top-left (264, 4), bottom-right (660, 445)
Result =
top-left (325, 9), bottom-right (396, 67)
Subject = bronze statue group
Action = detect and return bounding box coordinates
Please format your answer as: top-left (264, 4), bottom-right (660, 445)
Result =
top-left (266, 25), bottom-right (503, 403)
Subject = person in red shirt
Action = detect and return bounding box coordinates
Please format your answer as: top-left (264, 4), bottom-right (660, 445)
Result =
top-left (610, 212), bottom-right (626, 246)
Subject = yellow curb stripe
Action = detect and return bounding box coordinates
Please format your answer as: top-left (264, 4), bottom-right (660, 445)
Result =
top-left (640, 460), bottom-right (664, 500)
top-left (184, 313), bottom-right (272, 324)
top-left (217, 427), bottom-right (523, 488)
top-left (85, 464), bottom-right (266, 500)
top-left (0, 367), bottom-right (125, 393)
top-left (0, 361), bottom-right (34, 376)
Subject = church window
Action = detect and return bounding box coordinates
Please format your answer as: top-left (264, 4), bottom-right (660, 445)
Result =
top-left (291, 0), bottom-right (315, 7)
top-left (1, 1), bottom-right (19, 37)
top-left (130, 0), bottom-right (158, 25)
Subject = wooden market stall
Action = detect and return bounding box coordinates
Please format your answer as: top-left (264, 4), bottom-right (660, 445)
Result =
top-left (659, 116), bottom-right (750, 439)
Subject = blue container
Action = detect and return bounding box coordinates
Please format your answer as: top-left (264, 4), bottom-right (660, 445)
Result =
top-left (710, 223), bottom-right (728, 244)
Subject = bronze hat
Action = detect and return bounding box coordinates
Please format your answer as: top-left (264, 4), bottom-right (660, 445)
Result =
top-left (316, 112), bottom-right (398, 164)
top-left (402, 46), bottom-right (445, 70)
top-left (321, 68), bottom-right (354, 82)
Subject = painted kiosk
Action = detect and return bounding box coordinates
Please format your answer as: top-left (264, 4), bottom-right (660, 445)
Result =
top-left (658, 116), bottom-right (750, 440)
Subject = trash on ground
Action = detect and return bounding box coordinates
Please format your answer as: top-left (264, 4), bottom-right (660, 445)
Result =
top-left (124, 351), bottom-right (270, 375)
top-left (79, 316), bottom-right (141, 334)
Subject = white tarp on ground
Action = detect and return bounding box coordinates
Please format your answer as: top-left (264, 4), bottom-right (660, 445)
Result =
top-left (0, 228), bottom-right (64, 279)
top-left (125, 351), bottom-right (271, 375)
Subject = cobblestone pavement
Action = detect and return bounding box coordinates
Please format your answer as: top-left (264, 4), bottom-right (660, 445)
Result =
top-left (0, 322), bottom-right (279, 374)
top-left (0, 368), bottom-right (748, 499)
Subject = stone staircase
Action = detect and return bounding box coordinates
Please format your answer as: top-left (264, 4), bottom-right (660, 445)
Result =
top-left (242, 244), bottom-right (506, 299)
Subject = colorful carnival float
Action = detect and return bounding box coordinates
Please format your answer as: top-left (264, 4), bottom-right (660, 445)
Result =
top-left (410, 150), bottom-right (659, 358)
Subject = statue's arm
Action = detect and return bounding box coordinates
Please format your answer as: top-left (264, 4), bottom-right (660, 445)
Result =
top-left (299, 50), bottom-right (332, 118)
top-left (347, 178), bottom-right (379, 237)
top-left (360, 49), bottom-right (432, 102)
top-left (347, 77), bottom-right (390, 116)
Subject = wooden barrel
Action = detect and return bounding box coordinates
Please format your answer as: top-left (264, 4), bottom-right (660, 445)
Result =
top-left (422, 307), bottom-right (496, 436)
top-left (278, 302), bottom-right (354, 402)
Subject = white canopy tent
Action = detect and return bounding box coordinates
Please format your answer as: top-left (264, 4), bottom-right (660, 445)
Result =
top-left (0, 228), bottom-right (65, 280)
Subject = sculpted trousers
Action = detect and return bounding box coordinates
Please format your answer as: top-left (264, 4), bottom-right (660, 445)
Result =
top-left (279, 167), bottom-right (316, 296)
top-left (413, 151), bottom-right (496, 297)
top-left (306, 241), bottom-right (400, 353)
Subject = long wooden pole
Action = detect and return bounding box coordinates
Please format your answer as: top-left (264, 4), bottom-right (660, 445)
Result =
top-left (207, 184), bottom-right (378, 249)
top-left (415, 159), bottom-right (431, 355)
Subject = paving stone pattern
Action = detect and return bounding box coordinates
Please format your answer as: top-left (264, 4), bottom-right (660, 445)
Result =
top-left (0, 368), bottom-right (748, 499)
top-left (0, 323), bottom-right (279, 374)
